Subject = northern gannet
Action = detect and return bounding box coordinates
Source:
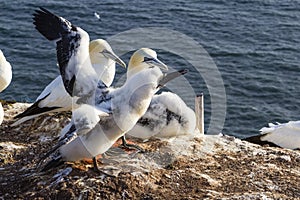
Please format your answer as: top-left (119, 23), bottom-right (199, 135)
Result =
top-left (0, 50), bottom-right (12, 125)
top-left (245, 121), bottom-right (300, 150)
top-left (13, 39), bottom-right (125, 126)
top-left (40, 48), bottom-right (186, 172)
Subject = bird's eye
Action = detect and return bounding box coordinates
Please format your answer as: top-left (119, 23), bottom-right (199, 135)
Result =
top-left (143, 57), bottom-right (154, 62)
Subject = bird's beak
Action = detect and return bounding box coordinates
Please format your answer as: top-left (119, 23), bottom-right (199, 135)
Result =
top-left (144, 57), bottom-right (168, 71)
top-left (101, 49), bottom-right (126, 68)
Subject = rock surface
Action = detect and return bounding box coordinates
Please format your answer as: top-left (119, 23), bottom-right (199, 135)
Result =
top-left (0, 102), bottom-right (299, 199)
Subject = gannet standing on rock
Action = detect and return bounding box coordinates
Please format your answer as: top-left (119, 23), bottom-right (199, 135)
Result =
top-left (245, 121), bottom-right (300, 150)
top-left (0, 50), bottom-right (12, 125)
top-left (12, 39), bottom-right (125, 125)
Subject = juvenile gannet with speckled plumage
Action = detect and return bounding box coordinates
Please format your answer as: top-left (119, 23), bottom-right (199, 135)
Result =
top-left (0, 50), bottom-right (12, 125)
top-left (40, 48), bottom-right (187, 172)
top-left (127, 91), bottom-right (196, 139)
top-left (12, 39), bottom-right (125, 126)
top-left (245, 121), bottom-right (300, 149)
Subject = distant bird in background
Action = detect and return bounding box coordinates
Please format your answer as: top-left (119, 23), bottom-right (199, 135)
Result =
top-left (94, 12), bottom-right (101, 21)
top-left (0, 50), bottom-right (12, 125)
top-left (244, 121), bottom-right (300, 150)
top-left (12, 39), bottom-right (125, 126)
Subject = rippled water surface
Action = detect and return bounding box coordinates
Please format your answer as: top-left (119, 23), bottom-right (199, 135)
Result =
top-left (0, 0), bottom-right (299, 137)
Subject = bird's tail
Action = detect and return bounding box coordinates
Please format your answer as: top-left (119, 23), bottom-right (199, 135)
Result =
top-left (41, 153), bottom-right (64, 172)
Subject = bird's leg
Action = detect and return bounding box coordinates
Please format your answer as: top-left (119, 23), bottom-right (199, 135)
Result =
top-left (92, 157), bottom-right (115, 177)
top-left (119, 135), bottom-right (145, 153)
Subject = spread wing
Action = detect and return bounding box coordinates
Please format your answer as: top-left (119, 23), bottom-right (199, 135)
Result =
top-left (33, 7), bottom-right (81, 96)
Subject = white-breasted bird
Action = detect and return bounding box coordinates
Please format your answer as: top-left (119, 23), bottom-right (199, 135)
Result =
top-left (0, 50), bottom-right (12, 125)
top-left (245, 121), bottom-right (300, 150)
top-left (13, 39), bottom-right (126, 126)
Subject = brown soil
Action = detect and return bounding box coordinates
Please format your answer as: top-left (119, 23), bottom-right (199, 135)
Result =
top-left (0, 102), bottom-right (300, 199)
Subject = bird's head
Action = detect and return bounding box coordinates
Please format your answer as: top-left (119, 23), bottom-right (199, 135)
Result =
top-left (127, 48), bottom-right (168, 79)
top-left (89, 39), bottom-right (126, 68)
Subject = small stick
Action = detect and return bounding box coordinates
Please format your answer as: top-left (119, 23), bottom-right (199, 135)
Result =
top-left (195, 94), bottom-right (204, 134)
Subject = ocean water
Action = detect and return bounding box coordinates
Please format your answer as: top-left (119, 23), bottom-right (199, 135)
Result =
top-left (0, 0), bottom-right (300, 138)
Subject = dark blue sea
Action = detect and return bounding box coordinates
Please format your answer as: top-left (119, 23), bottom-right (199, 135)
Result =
top-left (0, 0), bottom-right (299, 138)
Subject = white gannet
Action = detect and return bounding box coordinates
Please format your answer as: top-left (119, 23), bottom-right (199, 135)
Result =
top-left (0, 50), bottom-right (12, 125)
top-left (245, 121), bottom-right (300, 150)
top-left (40, 48), bottom-right (186, 172)
top-left (127, 91), bottom-right (196, 139)
top-left (12, 39), bottom-right (126, 126)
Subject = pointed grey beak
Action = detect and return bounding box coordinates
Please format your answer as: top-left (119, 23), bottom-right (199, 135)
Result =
top-left (101, 49), bottom-right (126, 68)
top-left (144, 57), bottom-right (168, 71)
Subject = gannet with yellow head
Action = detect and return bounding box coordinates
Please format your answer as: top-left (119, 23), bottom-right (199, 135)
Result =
top-left (127, 48), bottom-right (167, 79)
top-left (0, 50), bottom-right (12, 125)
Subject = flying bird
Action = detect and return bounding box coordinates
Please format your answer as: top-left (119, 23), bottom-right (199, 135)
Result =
top-left (94, 12), bottom-right (101, 21)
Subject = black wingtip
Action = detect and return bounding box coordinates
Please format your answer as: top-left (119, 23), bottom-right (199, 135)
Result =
top-left (243, 135), bottom-right (279, 147)
top-left (32, 7), bottom-right (63, 41)
top-left (13, 93), bottom-right (60, 119)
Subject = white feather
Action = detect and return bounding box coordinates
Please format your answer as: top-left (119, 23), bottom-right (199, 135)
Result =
top-left (0, 50), bottom-right (12, 93)
top-left (0, 50), bottom-right (12, 125)
top-left (0, 103), bottom-right (4, 125)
